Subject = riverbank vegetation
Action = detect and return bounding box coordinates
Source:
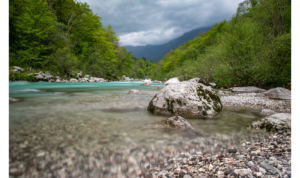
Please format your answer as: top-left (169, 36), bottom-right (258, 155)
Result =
top-left (149, 0), bottom-right (291, 89)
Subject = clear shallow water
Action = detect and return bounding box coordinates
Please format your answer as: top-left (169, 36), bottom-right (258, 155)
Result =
top-left (9, 81), bottom-right (262, 149)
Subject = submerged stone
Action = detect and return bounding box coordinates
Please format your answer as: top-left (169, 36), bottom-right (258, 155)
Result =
top-left (163, 116), bottom-right (194, 131)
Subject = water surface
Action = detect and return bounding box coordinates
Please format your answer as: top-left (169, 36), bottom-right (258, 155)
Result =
top-left (9, 81), bottom-right (262, 149)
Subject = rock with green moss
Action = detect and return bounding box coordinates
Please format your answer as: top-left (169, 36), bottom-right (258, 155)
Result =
top-left (147, 81), bottom-right (223, 118)
top-left (250, 113), bottom-right (291, 132)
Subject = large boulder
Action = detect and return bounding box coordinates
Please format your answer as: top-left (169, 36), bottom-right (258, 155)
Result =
top-left (164, 78), bottom-right (180, 85)
top-left (148, 81), bottom-right (223, 118)
top-left (262, 87), bottom-right (291, 100)
top-left (251, 113), bottom-right (291, 131)
top-left (231, 86), bottom-right (267, 93)
top-left (13, 66), bottom-right (24, 73)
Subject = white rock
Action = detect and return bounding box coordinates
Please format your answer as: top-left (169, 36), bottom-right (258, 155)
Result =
top-left (37, 152), bottom-right (45, 157)
top-left (164, 77), bottom-right (180, 85)
top-left (70, 78), bottom-right (78, 82)
top-left (258, 167), bottom-right (266, 174)
top-left (217, 171), bottom-right (224, 178)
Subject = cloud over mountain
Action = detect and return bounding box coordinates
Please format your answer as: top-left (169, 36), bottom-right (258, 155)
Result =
top-left (81, 0), bottom-right (243, 46)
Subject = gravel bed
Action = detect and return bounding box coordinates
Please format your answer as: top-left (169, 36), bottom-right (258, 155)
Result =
top-left (220, 93), bottom-right (291, 113)
top-left (9, 129), bottom-right (291, 178)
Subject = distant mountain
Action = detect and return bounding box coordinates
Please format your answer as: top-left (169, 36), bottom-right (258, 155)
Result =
top-left (124, 26), bottom-right (212, 63)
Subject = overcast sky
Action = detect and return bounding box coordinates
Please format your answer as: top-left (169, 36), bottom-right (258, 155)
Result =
top-left (80, 0), bottom-right (244, 46)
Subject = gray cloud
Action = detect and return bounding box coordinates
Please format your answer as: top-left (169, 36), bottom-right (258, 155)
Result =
top-left (81, 0), bottom-right (244, 46)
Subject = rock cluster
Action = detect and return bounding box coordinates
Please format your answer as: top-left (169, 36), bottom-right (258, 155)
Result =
top-left (34, 71), bottom-right (53, 81)
top-left (13, 66), bottom-right (25, 73)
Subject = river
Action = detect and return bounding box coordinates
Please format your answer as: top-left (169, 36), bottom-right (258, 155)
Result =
top-left (9, 81), bottom-right (268, 177)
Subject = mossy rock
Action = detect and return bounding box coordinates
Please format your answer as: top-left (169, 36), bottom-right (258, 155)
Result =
top-left (147, 81), bottom-right (223, 118)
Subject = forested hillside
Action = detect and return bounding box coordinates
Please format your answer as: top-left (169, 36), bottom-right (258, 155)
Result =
top-left (9, 0), bottom-right (135, 80)
top-left (150, 0), bottom-right (291, 89)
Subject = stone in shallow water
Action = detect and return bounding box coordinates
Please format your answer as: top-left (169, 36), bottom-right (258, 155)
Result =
top-left (128, 89), bottom-right (140, 94)
top-left (163, 116), bottom-right (194, 131)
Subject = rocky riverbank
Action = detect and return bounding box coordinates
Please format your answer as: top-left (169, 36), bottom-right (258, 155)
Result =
top-left (220, 93), bottom-right (291, 113)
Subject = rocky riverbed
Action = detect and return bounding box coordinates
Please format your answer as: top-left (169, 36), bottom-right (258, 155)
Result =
top-left (9, 125), bottom-right (291, 178)
top-left (9, 83), bottom-right (292, 178)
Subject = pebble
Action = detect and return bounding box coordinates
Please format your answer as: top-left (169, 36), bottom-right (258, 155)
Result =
top-left (37, 152), bottom-right (46, 157)
top-left (228, 148), bottom-right (237, 153)
top-left (234, 168), bottom-right (252, 176)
